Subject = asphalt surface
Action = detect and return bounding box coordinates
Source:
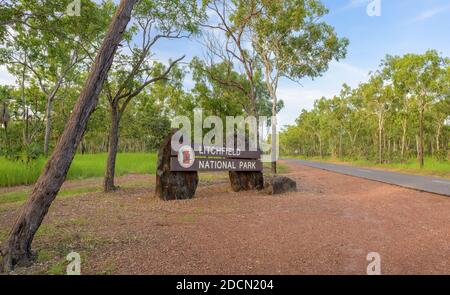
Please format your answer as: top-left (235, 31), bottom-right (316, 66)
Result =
top-left (285, 159), bottom-right (450, 197)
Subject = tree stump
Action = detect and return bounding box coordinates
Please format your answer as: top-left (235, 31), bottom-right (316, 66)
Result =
top-left (229, 171), bottom-right (264, 192)
top-left (155, 130), bottom-right (198, 200)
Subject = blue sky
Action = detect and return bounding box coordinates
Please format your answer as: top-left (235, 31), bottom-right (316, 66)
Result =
top-left (1, 0), bottom-right (450, 128)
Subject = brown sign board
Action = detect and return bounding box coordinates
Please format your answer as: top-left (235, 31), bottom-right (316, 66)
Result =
top-left (171, 144), bottom-right (261, 159)
top-left (170, 157), bottom-right (263, 172)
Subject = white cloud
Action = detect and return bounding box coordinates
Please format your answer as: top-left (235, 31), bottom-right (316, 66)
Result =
top-left (410, 5), bottom-right (450, 23)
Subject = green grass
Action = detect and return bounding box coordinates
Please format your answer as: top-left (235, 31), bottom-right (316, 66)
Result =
top-left (47, 259), bottom-right (67, 275)
top-left (0, 190), bottom-right (31, 204)
top-left (37, 249), bottom-right (52, 263)
top-left (0, 152), bottom-right (157, 187)
top-left (0, 186), bottom-right (102, 205)
top-left (287, 155), bottom-right (450, 179)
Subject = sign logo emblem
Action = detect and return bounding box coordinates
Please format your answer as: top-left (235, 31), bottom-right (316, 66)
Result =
top-left (178, 145), bottom-right (195, 169)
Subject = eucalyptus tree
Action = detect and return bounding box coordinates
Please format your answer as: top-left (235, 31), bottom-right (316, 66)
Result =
top-left (279, 52), bottom-right (449, 163)
top-left (0, 0), bottom-right (112, 155)
top-left (190, 57), bottom-right (281, 121)
top-left (330, 90), bottom-right (351, 159)
top-left (431, 98), bottom-right (450, 156)
top-left (250, 0), bottom-right (348, 172)
top-left (1, 0), bottom-right (137, 272)
top-left (359, 75), bottom-right (394, 164)
top-left (294, 97), bottom-right (334, 158)
top-left (0, 86), bottom-right (12, 126)
top-left (190, 58), bottom-right (250, 118)
top-left (279, 124), bottom-right (303, 156)
top-left (390, 51), bottom-right (449, 167)
top-left (343, 87), bottom-right (365, 157)
top-left (381, 55), bottom-right (409, 160)
top-left (0, 87), bottom-right (12, 148)
top-left (196, 0), bottom-right (272, 189)
top-left (201, 0), bottom-right (262, 119)
top-left (102, 0), bottom-right (205, 192)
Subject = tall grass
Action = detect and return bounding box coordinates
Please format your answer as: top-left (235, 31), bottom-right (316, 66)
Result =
top-left (366, 157), bottom-right (450, 178)
top-left (0, 158), bottom-right (47, 187)
top-left (0, 153), bottom-right (157, 187)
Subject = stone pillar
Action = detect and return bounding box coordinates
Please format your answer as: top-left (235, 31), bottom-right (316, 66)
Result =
top-left (227, 134), bottom-right (264, 192)
top-left (229, 171), bottom-right (264, 192)
top-left (155, 130), bottom-right (198, 200)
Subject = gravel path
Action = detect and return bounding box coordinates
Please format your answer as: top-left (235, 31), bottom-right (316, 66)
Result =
top-left (1, 161), bottom-right (449, 274)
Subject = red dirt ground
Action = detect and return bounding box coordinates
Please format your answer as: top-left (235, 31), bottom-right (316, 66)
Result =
top-left (1, 160), bottom-right (449, 274)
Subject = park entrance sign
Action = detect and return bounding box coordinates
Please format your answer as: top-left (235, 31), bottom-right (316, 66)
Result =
top-left (170, 145), bottom-right (262, 172)
top-left (155, 130), bottom-right (265, 201)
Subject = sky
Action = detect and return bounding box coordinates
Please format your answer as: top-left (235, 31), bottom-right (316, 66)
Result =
top-left (1, 0), bottom-right (450, 129)
top-left (279, 0), bottom-right (450, 128)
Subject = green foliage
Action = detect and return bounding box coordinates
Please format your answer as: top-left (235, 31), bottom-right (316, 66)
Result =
top-left (0, 153), bottom-right (157, 187)
top-left (435, 151), bottom-right (448, 163)
top-left (0, 186), bottom-right (103, 205)
top-left (190, 57), bottom-right (282, 121)
top-left (280, 51), bottom-right (450, 167)
top-left (251, 0), bottom-right (348, 81)
top-left (0, 0), bottom-right (114, 158)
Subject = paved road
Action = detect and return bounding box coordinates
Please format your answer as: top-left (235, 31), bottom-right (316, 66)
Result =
top-left (285, 159), bottom-right (450, 197)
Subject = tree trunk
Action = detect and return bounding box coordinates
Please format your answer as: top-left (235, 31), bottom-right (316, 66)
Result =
top-left (80, 139), bottom-right (86, 154)
top-left (43, 97), bottom-right (53, 156)
top-left (0, 0), bottom-right (136, 272)
top-left (436, 124), bottom-right (442, 152)
top-left (43, 78), bottom-right (66, 156)
top-left (21, 62), bottom-right (29, 146)
top-left (261, 55), bottom-right (278, 174)
top-left (104, 106), bottom-right (120, 192)
top-left (271, 101), bottom-right (277, 174)
top-left (378, 123), bottom-right (383, 164)
top-left (418, 107), bottom-right (425, 168)
top-left (317, 134), bottom-right (323, 159)
top-left (430, 138), bottom-right (433, 156)
top-left (388, 138), bottom-right (391, 161)
top-left (338, 126), bottom-right (343, 159)
top-left (4, 124), bottom-right (8, 148)
top-left (416, 135), bottom-right (421, 163)
top-left (401, 118), bottom-right (407, 161)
